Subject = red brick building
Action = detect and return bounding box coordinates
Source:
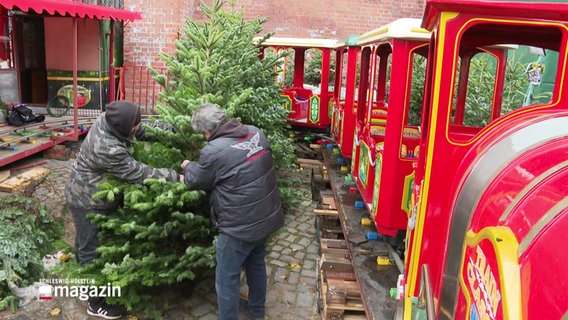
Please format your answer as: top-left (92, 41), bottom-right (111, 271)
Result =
top-left (117, 0), bottom-right (423, 112)
top-left (123, 0), bottom-right (424, 69)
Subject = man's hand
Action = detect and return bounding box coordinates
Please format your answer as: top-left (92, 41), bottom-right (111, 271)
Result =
top-left (181, 160), bottom-right (191, 169)
top-left (179, 174), bottom-right (185, 182)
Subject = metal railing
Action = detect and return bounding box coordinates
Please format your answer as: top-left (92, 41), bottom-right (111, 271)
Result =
top-left (116, 65), bottom-right (167, 115)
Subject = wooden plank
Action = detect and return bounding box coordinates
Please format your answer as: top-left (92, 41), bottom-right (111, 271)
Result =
top-left (319, 253), bottom-right (353, 273)
top-left (321, 239), bottom-right (348, 254)
top-left (322, 196), bottom-right (337, 210)
top-left (296, 158), bottom-right (324, 166)
top-left (323, 304), bottom-right (344, 320)
top-left (321, 146), bottom-right (399, 319)
top-left (0, 170), bottom-right (10, 183)
top-left (297, 142), bottom-right (319, 154)
top-left (0, 167), bottom-right (51, 192)
top-left (326, 270), bottom-right (357, 282)
top-left (314, 209), bottom-right (339, 216)
top-left (327, 278), bottom-right (361, 298)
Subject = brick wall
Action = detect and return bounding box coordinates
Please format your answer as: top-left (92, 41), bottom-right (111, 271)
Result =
top-left (121, 0), bottom-right (424, 110)
top-left (123, 0), bottom-right (424, 66)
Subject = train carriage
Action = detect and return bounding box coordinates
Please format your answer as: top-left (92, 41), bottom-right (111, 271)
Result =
top-left (257, 37), bottom-right (339, 129)
top-left (402, 0), bottom-right (568, 319)
top-left (348, 18), bottom-right (430, 243)
top-left (330, 35), bottom-right (360, 158)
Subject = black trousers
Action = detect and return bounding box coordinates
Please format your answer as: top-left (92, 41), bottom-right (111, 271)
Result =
top-left (68, 204), bottom-right (102, 265)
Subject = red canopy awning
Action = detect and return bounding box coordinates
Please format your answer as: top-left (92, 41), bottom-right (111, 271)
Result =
top-left (0, 0), bottom-right (141, 22)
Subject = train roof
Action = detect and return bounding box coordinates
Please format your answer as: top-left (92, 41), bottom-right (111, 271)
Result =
top-left (356, 18), bottom-right (431, 46)
top-left (255, 37), bottom-right (340, 49)
top-left (423, 0), bottom-right (568, 31)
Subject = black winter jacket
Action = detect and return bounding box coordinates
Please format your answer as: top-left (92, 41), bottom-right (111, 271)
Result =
top-left (183, 119), bottom-right (284, 243)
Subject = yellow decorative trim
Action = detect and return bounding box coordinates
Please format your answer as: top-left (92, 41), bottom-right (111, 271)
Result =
top-left (407, 10), bottom-right (459, 296)
top-left (401, 171), bottom-right (415, 217)
top-left (459, 227), bottom-right (522, 320)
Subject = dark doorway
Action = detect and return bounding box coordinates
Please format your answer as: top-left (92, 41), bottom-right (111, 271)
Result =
top-left (15, 15), bottom-right (47, 104)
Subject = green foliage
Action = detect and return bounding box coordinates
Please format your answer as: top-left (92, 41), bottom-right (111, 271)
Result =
top-left (304, 50), bottom-right (336, 87)
top-left (57, 177), bottom-right (214, 316)
top-left (0, 98), bottom-right (8, 117)
top-left (408, 49), bottom-right (552, 128)
top-left (409, 55), bottom-right (427, 126)
top-left (56, 0), bottom-right (298, 317)
top-left (0, 196), bottom-right (63, 312)
top-left (153, 0), bottom-right (296, 180)
top-left (461, 51), bottom-right (551, 126)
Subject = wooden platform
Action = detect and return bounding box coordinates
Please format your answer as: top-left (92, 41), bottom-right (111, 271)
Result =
top-left (319, 145), bottom-right (400, 319)
top-left (0, 113), bottom-right (97, 168)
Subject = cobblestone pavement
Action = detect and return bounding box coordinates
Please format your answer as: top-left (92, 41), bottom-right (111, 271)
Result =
top-left (0, 144), bottom-right (322, 320)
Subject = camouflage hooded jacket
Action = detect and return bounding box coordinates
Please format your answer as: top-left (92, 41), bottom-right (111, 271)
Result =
top-left (65, 113), bottom-right (178, 213)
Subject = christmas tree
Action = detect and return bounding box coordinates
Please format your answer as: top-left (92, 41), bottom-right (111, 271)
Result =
top-left (57, 0), bottom-right (296, 317)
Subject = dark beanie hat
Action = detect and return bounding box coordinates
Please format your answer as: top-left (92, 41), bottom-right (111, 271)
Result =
top-left (104, 100), bottom-right (141, 141)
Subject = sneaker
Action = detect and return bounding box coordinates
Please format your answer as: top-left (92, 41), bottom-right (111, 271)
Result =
top-left (87, 299), bottom-right (126, 319)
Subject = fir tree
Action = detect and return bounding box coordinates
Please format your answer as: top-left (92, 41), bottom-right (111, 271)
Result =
top-left (57, 0), bottom-right (298, 317)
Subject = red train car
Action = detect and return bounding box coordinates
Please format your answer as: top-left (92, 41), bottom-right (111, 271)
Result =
top-left (401, 0), bottom-right (568, 319)
top-left (257, 37), bottom-right (339, 129)
top-left (348, 18), bottom-right (430, 242)
top-left (330, 35), bottom-right (359, 158)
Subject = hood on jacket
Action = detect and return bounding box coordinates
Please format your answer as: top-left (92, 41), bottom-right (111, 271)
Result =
top-left (208, 118), bottom-right (248, 141)
top-left (104, 100), bottom-right (142, 142)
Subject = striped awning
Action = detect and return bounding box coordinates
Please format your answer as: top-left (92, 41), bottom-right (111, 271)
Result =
top-left (0, 0), bottom-right (141, 22)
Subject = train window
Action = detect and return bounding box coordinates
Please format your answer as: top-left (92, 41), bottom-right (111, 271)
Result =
top-left (374, 45), bottom-right (392, 110)
top-left (398, 49), bottom-right (427, 159)
top-left (339, 48), bottom-right (350, 100)
top-left (451, 51), bottom-right (499, 127)
top-left (329, 49), bottom-right (336, 94)
top-left (304, 48), bottom-right (329, 94)
top-left (502, 45), bottom-right (556, 111)
top-left (263, 47), bottom-right (285, 86)
top-left (283, 49), bottom-right (295, 88)
top-left (448, 22), bottom-right (560, 142)
top-left (357, 47), bottom-right (372, 113)
top-left (408, 53), bottom-right (427, 126)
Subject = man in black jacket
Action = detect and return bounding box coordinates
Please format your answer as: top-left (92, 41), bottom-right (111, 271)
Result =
top-left (181, 103), bottom-right (284, 320)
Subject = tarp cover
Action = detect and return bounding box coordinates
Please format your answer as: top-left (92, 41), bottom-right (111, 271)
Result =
top-left (0, 0), bottom-right (141, 22)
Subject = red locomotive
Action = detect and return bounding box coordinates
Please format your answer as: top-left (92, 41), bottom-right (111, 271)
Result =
top-left (402, 1), bottom-right (568, 319)
top-left (327, 1), bottom-right (568, 319)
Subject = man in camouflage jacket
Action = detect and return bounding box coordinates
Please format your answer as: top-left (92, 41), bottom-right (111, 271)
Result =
top-left (64, 100), bottom-right (181, 319)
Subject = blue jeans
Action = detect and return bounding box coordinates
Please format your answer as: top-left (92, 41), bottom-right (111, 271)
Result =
top-left (216, 233), bottom-right (267, 320)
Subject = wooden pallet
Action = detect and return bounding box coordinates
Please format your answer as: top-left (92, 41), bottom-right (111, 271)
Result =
top-left (294, 142), bottom-right (322, 159)
top-left (320, 239), bottom-right (348, 255)
top-left (318, 253), bottom-right (366, 320)
top-left (315, 214), bottom-right (343, 240)
top-left (311, 164), bottom-right (331, 201)
top-left (0, 167), bottom-right (51, 192)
